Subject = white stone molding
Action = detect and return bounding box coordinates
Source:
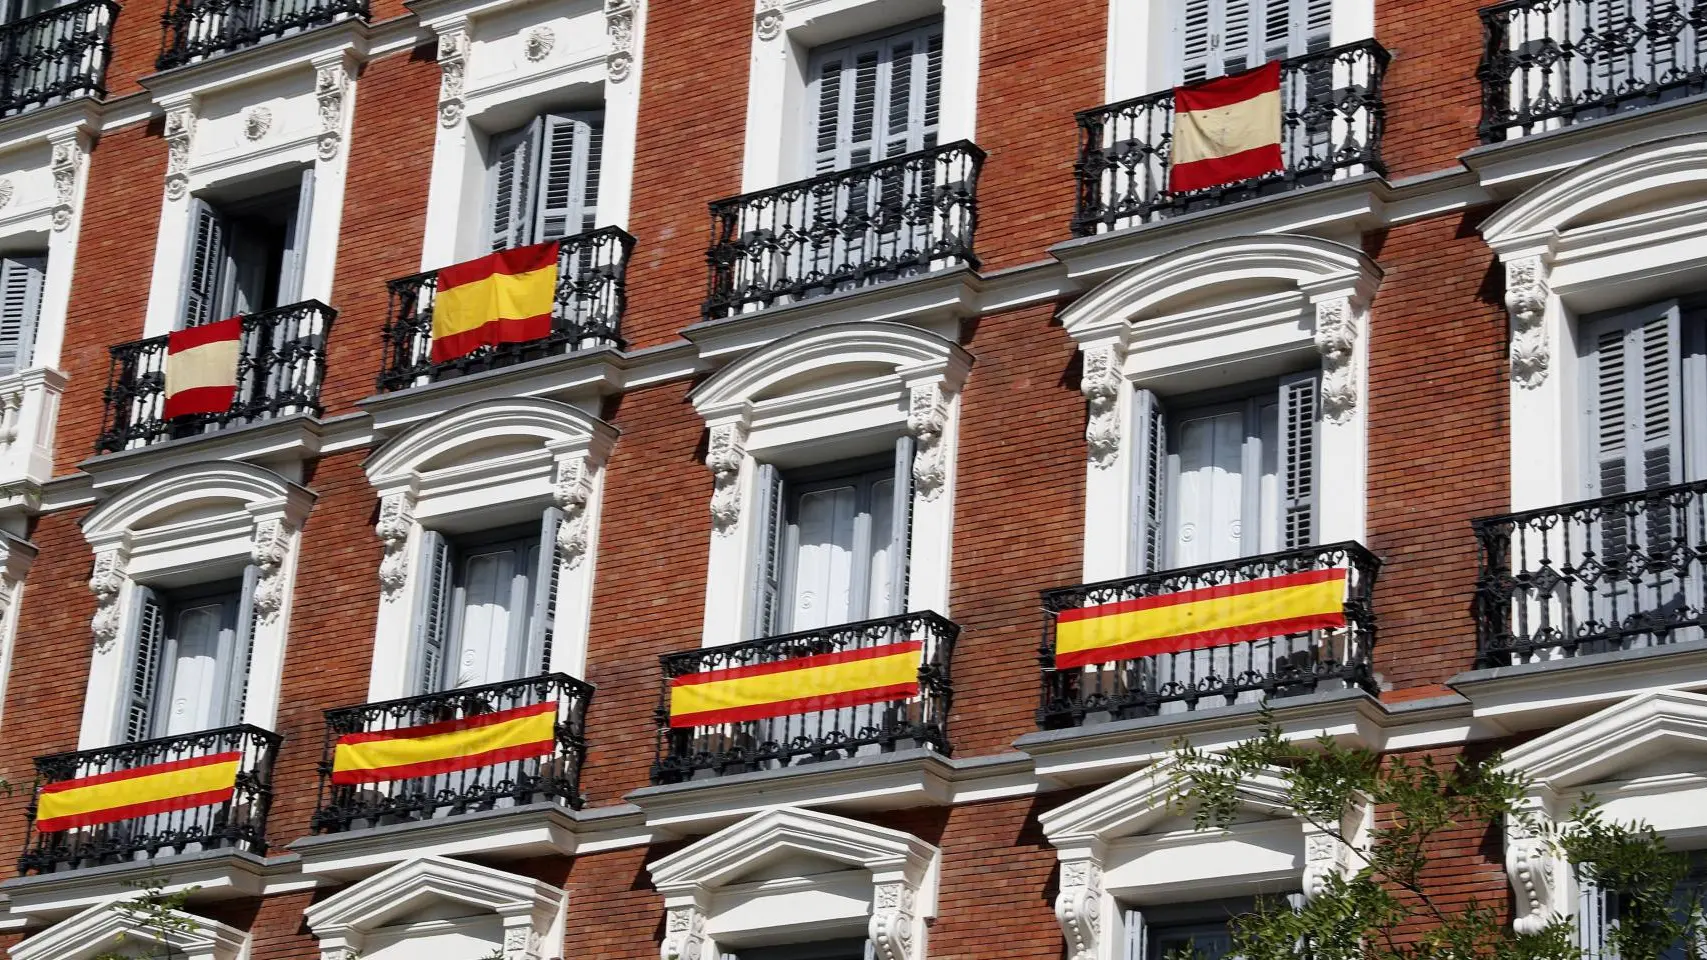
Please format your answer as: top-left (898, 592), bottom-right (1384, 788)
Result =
top-left (376, 490), bottom-right (417, 599)
top-left (314, 56), bottom-right (351, 161)
top-left (48, 131), bottom-right (84, 232)
top-left (553, 453), bottom-right (595, 568)
top-left (249, 517), bottom-right (290, 626)
top-left (0, 529), bottom-right (37, 731)
top-left (649, 807), bottom-right (939, 960)
top-left (524, 25), bottom-right (555, 62)
top-left (1314, 295), bottom-right (1360, 424)
top-left (86, 545), bottom-right (128, 653)
top-left (1080, 342), bottom-right (1124, 470)
top-left (162, 100), bottom-right (196, 201)
top-left (436, 23), bottom-right (469, 128)
top-left (243, 106), bottom-right (272, 142)
top-left (1055, 858), bottom-right (1104, 960)
top-left (906, 382), bottom-right (950, 501)
top-left (0, 178), bottom-right (13, 208)
top-left (705, 421), bottom-right (747, 535)
top-left (1301, 826), bottom-right (1355, 902)
top-left (1503, 809), bottom-right (1559, 935)
top-left (12, 898), bottom-right (248, 960)
top-left (606, 0), bottom-right (637, 82)
top-left (753, 0), bottom-right (782, 40)
top-left (1503, 253), bottom-right (1551, 390)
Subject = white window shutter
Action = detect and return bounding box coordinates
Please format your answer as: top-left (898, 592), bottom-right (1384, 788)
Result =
top-left (887, 434), bottom-right (916, 616)
top-left (1129, 388), bottom-right (1168, 574)
top-left (534, 112), bottom-right (603, 242)
top-left (0, 254), bottom-right (45, 377)
top-left (1578, 878), bottom-right (1616, 960)
top-left (181, 199), bottom-right (226, 328)
top-left (124, 587), bottom-right (166, 743)
top-left (528, 506), bottom-right (565, 676)
top-left (1174, 0), bottom-right (1330, 82)
top-left (1124, 908), bottom-right (1148, 960)
top-left (1278, 370), bottom-right (1319, 550)
top-left (810, 21), bottom-right (945, 172)
top-left (278, 167), bottom-right (315, 305)
top-left (228, 564), bottom-right (261, 727)
top-left (1583, 302), bottom-right (1684, 499)
top-left (488, 120), bottom-right (541, 251)
top-left (411, 531), bottom-right (454, 695)
top-left (748, 463), bottom-right (787, 639)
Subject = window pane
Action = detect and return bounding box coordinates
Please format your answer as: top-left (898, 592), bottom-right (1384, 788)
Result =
top-left (868, 477), bottom-right (895, 618)
top-left (1149, 922), bottom-right (1234, 960)
top-left (790, 484), bottom-right (859, 630)
top-left (1174, 409), bottom-right (1246, 565)
top-left (456, 547), bottom-right (522, 687)
top-left (165, 602), bottom-right (228, 735)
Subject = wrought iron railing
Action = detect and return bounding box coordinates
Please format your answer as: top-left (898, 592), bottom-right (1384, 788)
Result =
top-left (157, 0), bottom-right (366, 69)
top-left (702, 141), bottom-right (984, 320)
top-left (1072, 40), bottom-right (1390, 237)
top-left (652, 612), bottom-right (958, 783)
top-left (1037, 543), bottom-right (1381, 728)
top-left (1477, 0), bottom-right (1707, 141)
top-left (0, 0), bottom-right (116, 117)
top-left (18, 725), bottom-right (279, 875)
top-left (97, 300), bottom-right (333, 454)
top-left (378, 227), bottom-right (633, 393)
top-left (1473, 480), bottom-right (1707, 665)
top-left (310, 673), bottom-right (593, 834)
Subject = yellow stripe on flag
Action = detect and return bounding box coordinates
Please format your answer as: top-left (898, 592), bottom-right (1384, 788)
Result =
top-left (669, 643), bottom-right (922, 727)
top-left (433, 262), bottom-right (558, 340)
top-left (35, 753), bottom-right (241, 833)
top-left (331, 701), bottom-right (558, 785)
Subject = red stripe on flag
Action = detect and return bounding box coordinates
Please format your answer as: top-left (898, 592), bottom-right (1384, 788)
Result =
top-left (1055, 569), bottom-right (1344, 624)
top-left (1169, 143), bottom-right (1285, 193)
top-left (1173, 60), bottom-right (1282, 111)
top-left (437, 242), bottom-right (561, 291)
top-left (669, 682), bottom-right (921, 728)
top-left (36, 788), bottom-right (238, 833)
top-left (166, 315), bottom-right (243, 354)
top-left (670, 642), bottom-right (924, 687)
top-left (1052, 612), bottom-right (1347, 669)
top-left (429, 312), bottom-right (553, 364)
top-left (334, 701), bottom-right (557, 747)
top-left (39, 751), bottom-right (243, 794)
top-left (329, 739), bottom-right (558, 785)
top-left (163, 384), bottom-right (236, 419)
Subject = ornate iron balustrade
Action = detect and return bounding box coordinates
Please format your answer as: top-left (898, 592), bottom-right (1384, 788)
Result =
top-left (702, 141), bottom-right (985, 320)
top-left (652, 612), bottom-right (958, 783)
top-left (0, 0), bottom-right (116, 117)
top-left (1478, 0), bottom-right (1707, 142)
top-left (1473, 480), bottom-right (1707, 665)
top-left (310, 672), bottom-right (593, 834)
top-left (18, 724), bottom-right (279, 875)
top-left (378, 227), bottom-right (633, 393)
top-left (1071, 40), bottom-right (1389, 237)
top-left (157, 0), bottom-right (366, 69)
top-left (97, 299), bottom-right (333, 454)
top-left (1037, 542), bottom-right (1381, 728)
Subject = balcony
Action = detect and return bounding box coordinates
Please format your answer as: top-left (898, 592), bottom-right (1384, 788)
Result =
top-left (309, 673), bottom-right (593, 835)
top-left (156, 0), bottom-right (367, 70)
top-left (378, 227), bottom-right (633, 393)
top-left (97, 300), bottom-right (333, 454)
top-left (1071, 40), bottom-right (1389, 237)
top-left (651, 612), bottom-right (958, 784)
top-left (0, 0), bottom-right (116, 117)
top-left (702, 141), bottom-right (984, 321)
top-left (1473, 480), bottom-right (1707, 665)
top-left (17, 725), bottom-right (279, 875)
top-left (1037, 543), bottom-right (1380, 728)
top-left (1477, 0), bottom-right (1707, 142)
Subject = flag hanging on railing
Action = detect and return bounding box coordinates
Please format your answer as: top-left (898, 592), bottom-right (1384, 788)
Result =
top-left (34, 752), bottom-right (242, 833)
top-left (669, 643), bottom-right (923, 728)
top-left (330, 701), bottom-right (558, 785)
top-left (1053, 568), bottom-right (1348, 669)
top-left (163, 315), bottom-right (242, 419)
top-left (430, 241), bottom-right (561, 363)
top-left (1169, 60), bottom-right (1285, 194)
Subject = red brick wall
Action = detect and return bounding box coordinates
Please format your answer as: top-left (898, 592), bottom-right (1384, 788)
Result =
top-left (1374, 0), bottom-right (1490, 177)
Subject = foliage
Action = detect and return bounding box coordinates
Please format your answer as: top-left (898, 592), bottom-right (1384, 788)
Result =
top-left (1165, 712), bottom-right (1704, 960)
top-left (90, 881), bottom-right (199, 960)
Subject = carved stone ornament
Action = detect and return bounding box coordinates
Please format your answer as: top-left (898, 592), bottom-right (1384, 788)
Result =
top-left (524, 25), bottom-right (555, 62)
top-left (1081, 345), bottom-right (1123, 470)
top-left (315, 64), bottom-right (348, 161)
top-left (1506, 814), bottom-right (1559, 935)
top-left (249, 519), bottom-right (290, 626)
top-left (868, 881), bottom-right (918, 960)
top-left (243, 106), bottom-right (272, 141)
top-left (502, 926), bottom-right (545, 960)
top-left (907, 383), bottom-right (950, 501)
top-left (553, 457), bottom-right (594, 568)
top-left (163, 105), bottom-right (195, 201)
top-left (606, 0), bottom-right (636, 83)
top-left (50, 139), bottom-right (79, 230)
top-left (706, 423), bottom-right (747, 534)
top-left (375, 493), bottom-right (416, 599)
top-left (1314, 297), bottom-right (1360, 425)
top-left (1055, 860), bottom-right (1103, 960)
top-left (660, 907), bottom-right (705, 960)
top-left (88, 549), bottom-right (127, 652)
top-left (1302, 831), bottom-right (1354, 902)
top-left (754, 0), bottom-right (783, 39)
top-left (1505, 255), bottom-right (1551, 390)
top-left (0, 178), bottom-right (13, 210)
top-left (436, 28), bottom-right (469, 127)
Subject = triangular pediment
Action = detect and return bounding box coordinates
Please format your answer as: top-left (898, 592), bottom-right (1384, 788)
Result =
top-left (304, 856), bottom-right (560, 938)
top-left (11, 899), bottom-right (246, 960)
top-left (1499, 690), bottom-right (1707, 790)
top-left (648, 807), bottom-right (935, 894)
top-left (1039, 757), bottom-right (1294, 848)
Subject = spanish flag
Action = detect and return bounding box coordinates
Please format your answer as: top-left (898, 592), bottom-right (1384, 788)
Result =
top-left (1169, 60), bottom-right (1285, 194)
top-left (430, 241), bottom-right (560, 363)
top-left (163, 316), bottom-right (243, 419)
top-left (331, 701), bottom-right (558, 785)
top-left (669, 643), bottom-right (923, 728)
top-left (1053, 568), bottom-right (1348, 670)
top-left (35, 752), bottom-right (242, 833)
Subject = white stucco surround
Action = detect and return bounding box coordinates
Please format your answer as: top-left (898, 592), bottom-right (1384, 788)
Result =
top-left (649, 807), bottom-right (939, 960)
top-left (1039, 758), bottom-right (1369, 960)
top-left (0, 529), bottom-right (36, 732)
top-left (740, 0), bottom-right (980, 191)
top-left (1483, 133), bottom-right (1707, 517)
top-left (77, 461), bottom-right (312, 748)
top-left (420, 0), bottom-right (645, 268)
top-left (305, 855), bottom-right (565, 960)
top-left (1499, 690), bottom-right (1707, 934)
top-left (690, 320), bottom-right (969, 648)
top-left (1059, 234), bottom-right (1380, 583)
top-left (11, 898), bottom-right (249, 960)
top-left (363, 397), bottom-right (617, 698)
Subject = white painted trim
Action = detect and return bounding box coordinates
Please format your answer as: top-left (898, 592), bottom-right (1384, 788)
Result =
top-left (10, 896), bottom-right (249, 960)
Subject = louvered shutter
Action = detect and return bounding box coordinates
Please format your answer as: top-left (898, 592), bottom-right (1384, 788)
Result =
top-left (1124, 908), bottom-right (1149, 960)
top-left (534, 112), bottom-right (603, 243)
top-left (0, 254), bottom-right (45, 376)
top-left (748, 463), bottom-right (786, 639)
top-left (809, 21), bottom-right (945, 172)
top-left (488, 121), bottom-right (540, 251)
top-left (1175, 0), bottom-right (1331, 81)
top-left (1578, 877), bottom-right (1616, 960)
top-left (886, 434), bottom-right (916, 616)
top-left (124, 587), bottom-right (166, 743)
top-left (278, 167), bottom-right (315, 305)
top-left (1278, 370), bottom-right (1319, 550)
top-left (181, 199), bottom-right (227, 328)
top-left (1129, 388), bottom-right (1168, 574)
top-left (527, 506), bottom-right (565, 676)
top-left (227, 564), bottom-right (260, 727)
top-left (1584, 302), bottom-right (1684, 500)
top-left (412, 531), bottom-right (454, 695)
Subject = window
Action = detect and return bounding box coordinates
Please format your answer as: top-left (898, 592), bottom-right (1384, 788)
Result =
top-left (1175, 0), bottom-right (1331, 83)
top-left (1579, 854), bottom-right (1707, 960)
top-left (410, 512), bottom-right (562, 694)
top-left (182, 170), bottom-right (314, 326)
top-left (726, 939), bottom-right (873, 960)
top-left (1124, 897), bottom-right (1293, 960)
top-left (486, 112), bottom-right (603, 251)
top-left (124, 576), bottom-right (257, 742)
top-left (0, 253), bottom-right (45, 376)
top-left (1579, 299), bottom-right (1707, 501)
top-left (806, 20), bottom-right (943, 175)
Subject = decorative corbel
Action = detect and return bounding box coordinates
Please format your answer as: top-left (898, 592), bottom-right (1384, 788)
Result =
top-left (907, 383), bottom-right (950, 501)
top-left (1081, 344), bottom-right (1124, 469)
top-left (48, 132), bottom-right (83, 231)
top-left (706, 422), bottom-right (747, 534)
top-left (660, 906), bottom-right (705, 960)
top-left (1054, 859), bottom-right (1103, 960)
top-left (436, 26), bottom-right (469, 128)
top-left (1302, 830), bottom-right (1354, 902)
top-left (249, 518), bottom-right (290, 626)
top-left (313, 60), bottom-right (350, 161)
top-left (553, 456), bottom-right (595, 568)
top-left (88, 547), bottom-right (128, 652)
top-left (606, 0), bottom-right (636, 82)
top-left (502, 923), bottom-right (545, 960)
top-left (163, 103), bottom-right (195, 201)
top-left (754, 0), bottom-right (783, 39)
top-left (375, 492), bottom-right (416, 599)
top-left (1506, 811), bottom-right (1560, 935)
top-left (1314, 296), bottom-right (1360, 424)
top-left (1505, 255), bottom-right (1551, 390)
top-left (868, 880), bottom-right (920, 960)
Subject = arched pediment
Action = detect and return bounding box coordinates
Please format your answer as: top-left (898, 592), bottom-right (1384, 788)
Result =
top-left (1039, 757), bottom-right (1293, 850)
top-left (305, 856), bottom-right (561, 948)
top-left (81, 460), bottom-right (310, 543)
top-left (364, 397), bottom-right (617, 490)
top-left (11, 899), bottom-right (247, 960)
top-left (1499, 689), bottom-right (1707, 791)
top-left (649, 807), bottom-right (936, 894)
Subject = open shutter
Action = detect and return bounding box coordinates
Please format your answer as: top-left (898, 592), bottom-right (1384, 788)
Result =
top-left (227, 564), bottom-right (260, 727)
top-left (881, 28), bottom-right (944, 158)
top-left (411, 531), bottom-right (454, 694)
top-left (1129, 388), bottom-right (1168, 574)
top-left (488, 120), bottom-right (541, 251)
top-left (1123, 908), bottom-right (1148, 960)
top-left (278, 167), bottom-right (315, 304)
top-left (534, 112), bottom-right (603, 242)
top-left (181, 199), bottom-right (227, 328)
top-left (887, 435), bottom-right (916, 616)
top-left (1176, 0), bottom-right (1328, 81)
top-left (1278, 370), bottom-right (1319, 550)
top-left (124, 587), bottom-right (166, 743)
top-left (1584, 302), bottom-right (1684, 499)
top-left (1578, 878), bottom-right (1616, 960)
top-left (0, 254), bottom-right (44, 376)
top-left (748, 463), bottom-right (786, 639)
top-left (527, 506), bottom-right (565, 676)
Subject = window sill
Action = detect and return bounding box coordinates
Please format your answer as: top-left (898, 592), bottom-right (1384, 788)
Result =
top-left (1461, 91), bottom-right (1707, 197)
top-left (0, 847), bottom-right (288, 921)
top-left (77, 412), bottom-right (326, 493)
top-left (1449, 641), bottom-right (1707, 736)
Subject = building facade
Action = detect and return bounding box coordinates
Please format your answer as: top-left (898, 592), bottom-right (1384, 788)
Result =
top-left (0, 0), bottom-right (1693, 955)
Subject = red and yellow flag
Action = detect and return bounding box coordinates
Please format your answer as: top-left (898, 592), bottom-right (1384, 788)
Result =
top-left (669, 643), bottom-right (923, 728)
top-left (430, 241), bottom-right (560, 363)
top-left (1053, 568), bottom-right (1348, 670)
top-left (331, 701), bottom-right (558, 785)
top-left (163, 316), bottom-right (242, 419)
top-left (1169, 60), bottom-right (1285, 194)
top-left (35, 752), bottom-right (242, 833)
